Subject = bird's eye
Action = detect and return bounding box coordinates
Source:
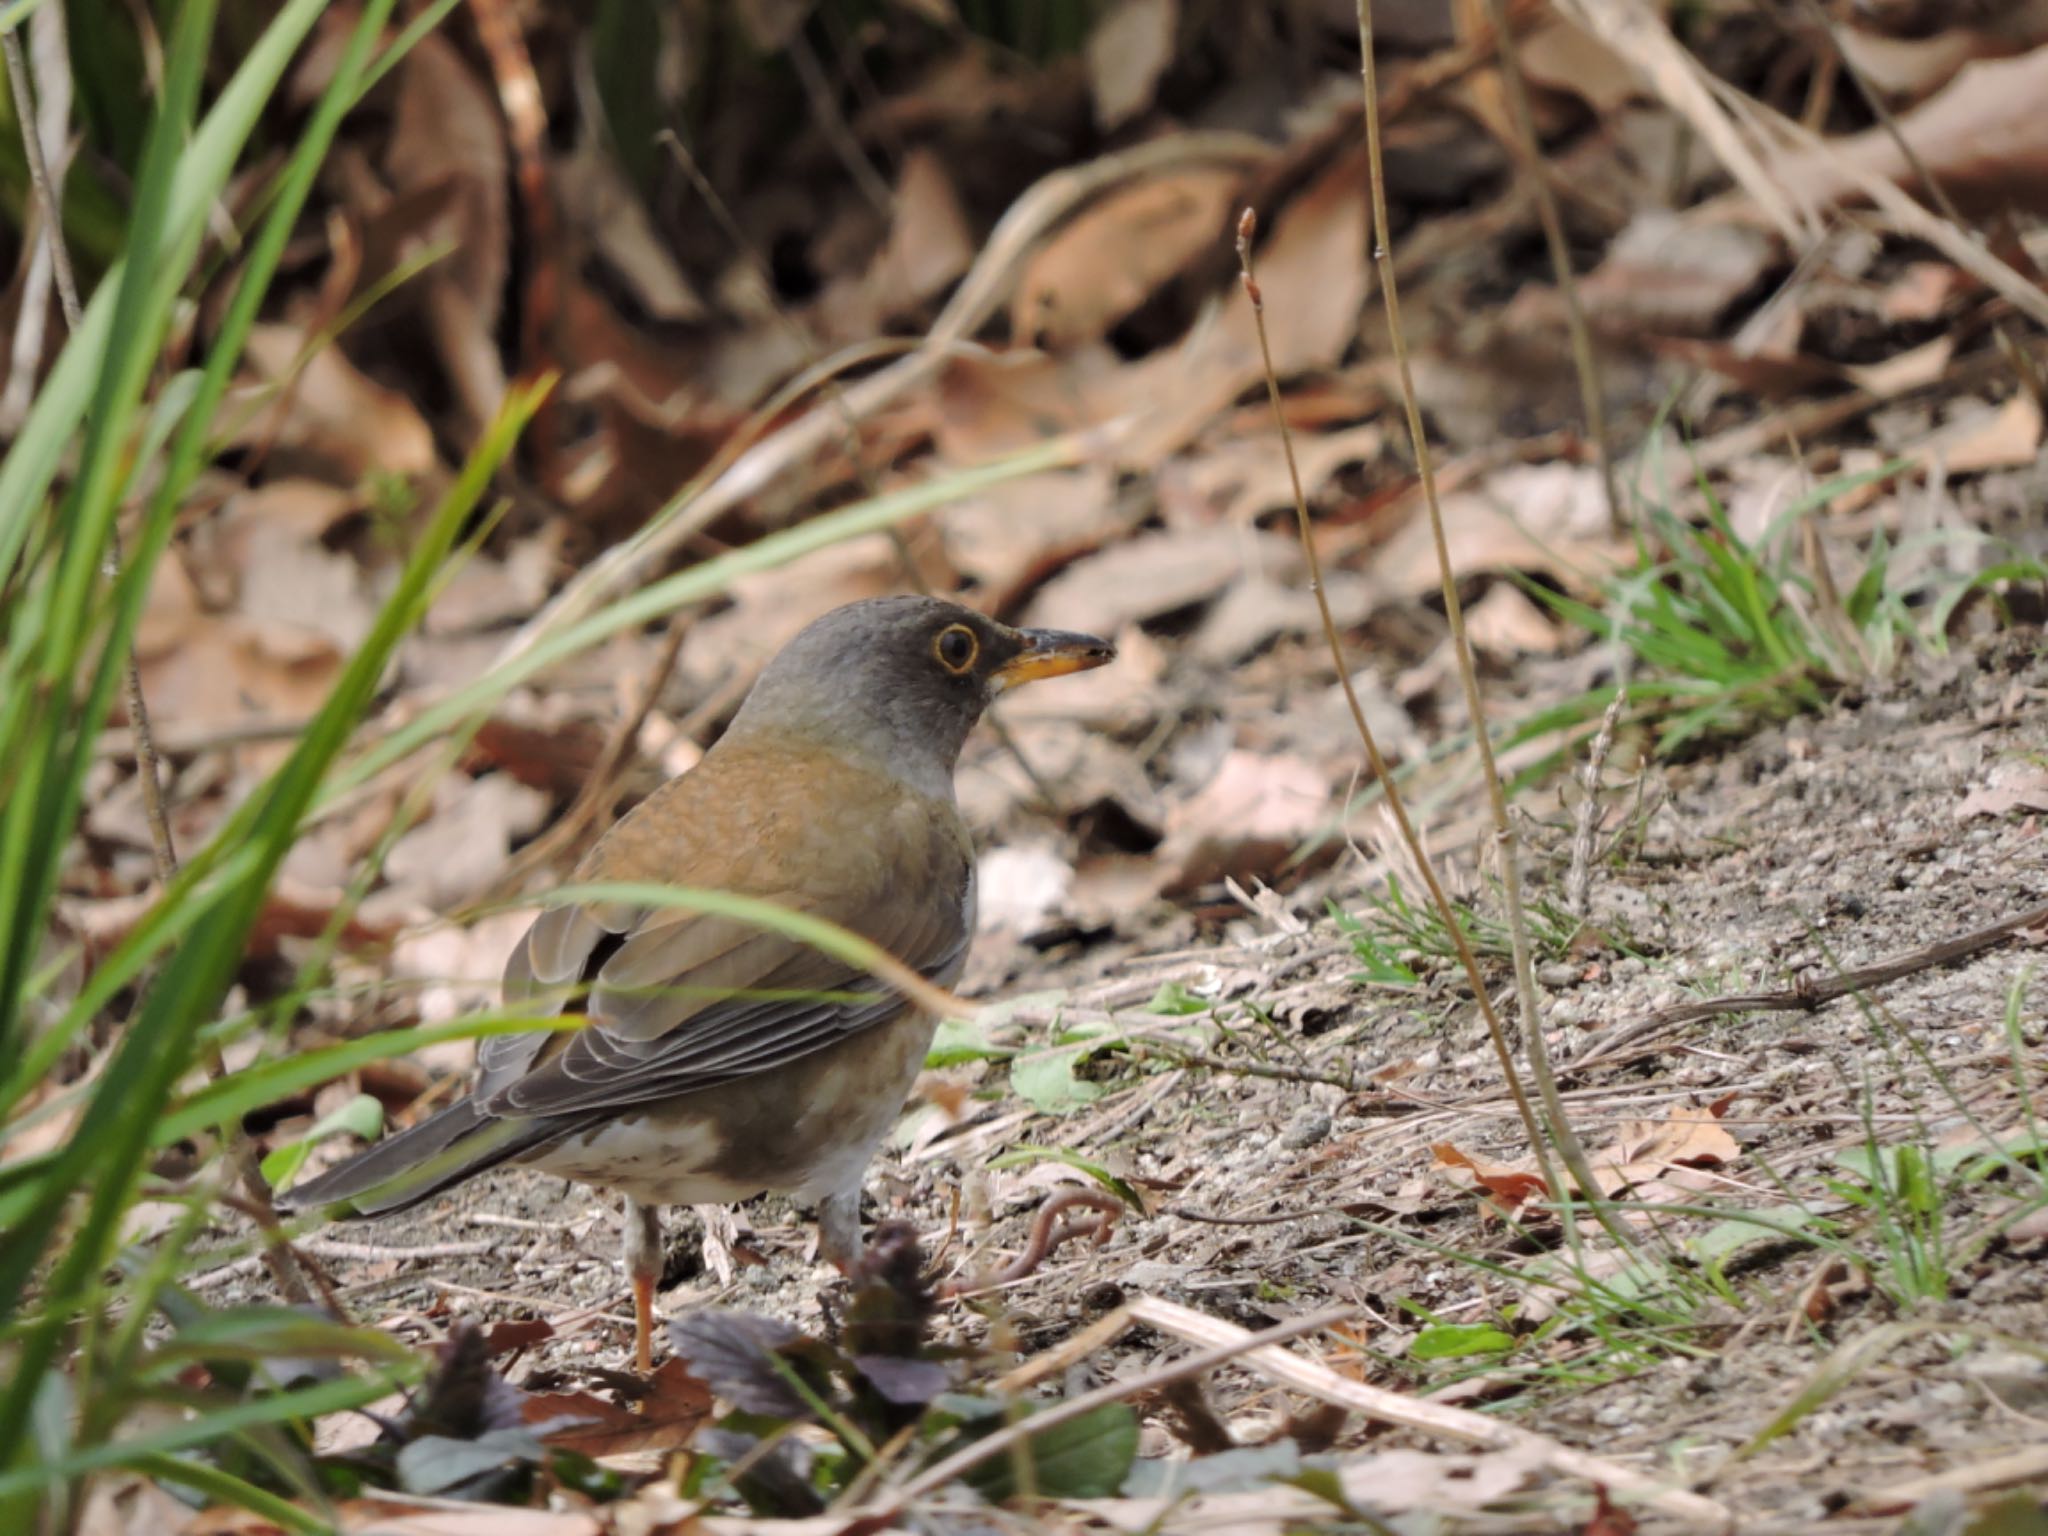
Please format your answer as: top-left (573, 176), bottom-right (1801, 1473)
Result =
top-left (933, 623), bottom-right (978, 674)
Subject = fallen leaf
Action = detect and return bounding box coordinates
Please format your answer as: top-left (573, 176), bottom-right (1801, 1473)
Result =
top-left (868, 147), bottom-right (975, 319)
top-left (1582, 210), bottom-right (1778, 336)
top-left (1518, 17), bottom-right (1642, 114)
top-left (1025, 526), bottom-right (1297, 635)
top-left (1115, 146), bottom-right (1371, 465)
top-left (1957, 763), bottom-right (2048, 820)
top-left (1088, 0), bottom-right (1179, 130)
top-left (383, 30), bottom-right (508, 430)
top-left (1377, 463), bottom-right (1631, 596)
top-left (1771, 44), bottom-right (2048, 217)
top-left (230, 325), bottom-right (437, 481)
top-left (1157, 749), bottom-right (1328, 895)
top-left (1931, 391), bottom-right (2045, 475)
top-left (1011, 166), bottom-right (1241, 348)
top-left (1431, 1142), bottom-right (1551, 1217)
top-left (521, 1358), bottom-right (711, 1458)
top-left (1465, 582), bottom-right (1566, 657)
top-left (939, 464), bottom-right (1121, 605)
top-left (383, 775), bottom-right (550, 912)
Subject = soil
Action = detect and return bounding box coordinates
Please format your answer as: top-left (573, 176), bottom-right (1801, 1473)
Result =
top-left (206, 628), bottom-right (2048, 1532)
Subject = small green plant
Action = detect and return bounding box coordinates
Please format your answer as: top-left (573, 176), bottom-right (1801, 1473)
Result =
top-left (1496, 459), bottom-right (2048, 775)
top-left (1333, 876), bottom-right (1579, 980)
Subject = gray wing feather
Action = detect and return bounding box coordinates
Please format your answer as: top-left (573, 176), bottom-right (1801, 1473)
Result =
top-left (479, 867), bottom-right (971, 1118)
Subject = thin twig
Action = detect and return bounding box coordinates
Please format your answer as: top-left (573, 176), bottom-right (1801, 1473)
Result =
top-left (1478, 0), bottom-right (1622, 533)
top-left (1125, 1295), bottom-right (1731, 1523)
top-left (857, 1307), bottom-right (1353, 1525)
top-left (4, 23), bottom-right (179, 886)
top-left (1352, 1), bottom-right (1624, 1252)
top-left (1574, 899), bottom-right (2048, 1070)
top-left (1233, 209), bottom-right (1554, 1185)
top-left (1565, 682), bottom-right (1626, 919)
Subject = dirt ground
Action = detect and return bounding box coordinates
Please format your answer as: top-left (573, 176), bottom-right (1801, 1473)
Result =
top-left (202, 624), bottom-right (2048, 1531)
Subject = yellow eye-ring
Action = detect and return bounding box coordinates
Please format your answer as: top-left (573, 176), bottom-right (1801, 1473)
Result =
top-left (933, 623), bottom-right (978, 674)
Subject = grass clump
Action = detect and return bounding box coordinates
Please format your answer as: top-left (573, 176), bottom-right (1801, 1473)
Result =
top-left (1511, 460), bottom-right (2048, 766)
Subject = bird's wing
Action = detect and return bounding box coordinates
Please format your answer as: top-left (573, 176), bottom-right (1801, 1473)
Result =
top-left (475, 746), bottom-right (973, 1118)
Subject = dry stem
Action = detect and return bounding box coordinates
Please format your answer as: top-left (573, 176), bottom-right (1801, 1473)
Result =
top-left (1231, 211), bottom-right (1553, 1186)
top-left (1352, 1), bottom-right (1626, 1249)
top-left (1477, 0), bottom-right (1622, 533)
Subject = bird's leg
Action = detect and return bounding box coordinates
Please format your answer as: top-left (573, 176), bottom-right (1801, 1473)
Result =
top-left (624, 1198), bottom-right (663, 1375)
top-left (818, 1186), bottom-right (864, 1275)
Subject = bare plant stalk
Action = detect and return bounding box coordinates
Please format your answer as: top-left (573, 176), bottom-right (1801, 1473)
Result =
top-left (1478, 0), bottom-right (1622, 534)
top-left (1233, 212), bottom-right (1551, 1175)
top-left (1565, 681), bottom-right (1626, 919)
top-left (1352, 0), bottom-right (1626, 1245)
top-left (4, 23), bottom-right (179, 886)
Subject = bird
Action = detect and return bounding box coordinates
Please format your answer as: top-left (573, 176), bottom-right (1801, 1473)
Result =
top-left (277, 595), bottom-right (1114, 1372)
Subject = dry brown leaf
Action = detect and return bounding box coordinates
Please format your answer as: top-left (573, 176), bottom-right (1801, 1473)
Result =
top-left (1517, 17), bottom-right (1642, 114)
top-left (1115, 146), bottom-right (1371, 466)
top-left (1591, 1104), bottom-right (1741, 1192)
top-left (1773, 43), bottom-right (2048, 217)
top-left (1581, 210), bottom-right (1778, 336)
top-left (1025, 526), bottom-right (1297, 635)
top-left (383, 30), bottom-right (508, 430)
top-left (383, 775), bottom-right (550, 912)
top-left (136, 556), bottom-right (347, 741)
top-left (1931, 391), bottom-right (2045, 474)
top-left (1088, 0), bottom-right (1178, 130)
top-left (1956, 762), bottom-right (2048, 820)
top-left (1431, 1143), bottom-right (1550, 1217)
top-left (231, 326), bottom-right (436, 481)
top-left (939, 464), bottom-right (1121, 603)
top-left (1190, 571), bottom-right (1377, 665)
top-left (1157, 749), bottom-right (1327, 895)
top-left (1377, 463), bottom-right (1631, 596)
top-left (931, 344), bottom-right (1136, 463)
top-left (522, 1358), bottom-right (712, 1458)
top-left (1010, 166), bottom-right (1240, 348)
top-left (869, 147), bottom-right (976, 318)
top-left (386, 908), bottom-right (535, 1029)
top-left (1465, 582), bottom-right (1566, 657)
top-left (1841, 334), bottom-right (1956, 397)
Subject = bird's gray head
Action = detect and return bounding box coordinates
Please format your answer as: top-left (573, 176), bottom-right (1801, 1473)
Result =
top-left (722, 596), bottom-right (1114, 796)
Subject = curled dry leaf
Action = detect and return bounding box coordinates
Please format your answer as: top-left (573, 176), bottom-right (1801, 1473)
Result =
top-left (1581, 210), bottom-right (1779, 337)
top-left (1088, 0), bottom-right (1179, 131)
top-left (1025, 526), bottom-right (1302, 635)
top-left (1011, 167), bottom-right (1242, 349)
top-left (1956, 762), bottom-right (2048, 820)
top-left (230, 325), bottom-right (437, 481)
top-left (1770, 43), bottom-right (2048, 217)
top-left (1157, 749), bottom-right (1328, 896)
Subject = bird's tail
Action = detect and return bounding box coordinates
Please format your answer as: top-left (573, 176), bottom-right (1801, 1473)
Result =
top-left (275, 1100), bottom-right (557, 1217)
